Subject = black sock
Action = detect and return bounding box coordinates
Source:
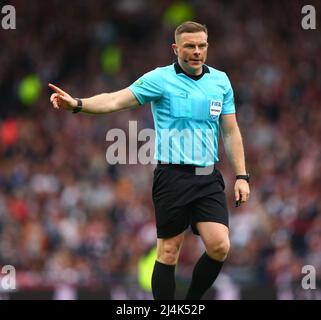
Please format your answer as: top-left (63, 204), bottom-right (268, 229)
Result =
top-left (185, 252), bottom-right (223, 300)
top-left (152, 261), bottom-right (176, 300)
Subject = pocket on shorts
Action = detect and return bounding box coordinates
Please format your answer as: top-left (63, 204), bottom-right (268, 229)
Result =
top-left (152, 167), bottom-right (167, 198)
top-left (152, 167), bottom-right (161, 194)
top-left (215, 170), bottom-right (226, 190)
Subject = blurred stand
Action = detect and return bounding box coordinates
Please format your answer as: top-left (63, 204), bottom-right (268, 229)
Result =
top-left (0, 0), bottom-right (321, 299)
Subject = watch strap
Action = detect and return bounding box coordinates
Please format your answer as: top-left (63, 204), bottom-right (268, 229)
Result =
top-left (72, 98), bottom-right (82, 113)
top-left (236, 174), bottom-right (250, 183)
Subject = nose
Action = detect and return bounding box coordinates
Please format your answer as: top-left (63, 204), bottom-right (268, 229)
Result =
top-left (194, 46), bottom-right (201, 55)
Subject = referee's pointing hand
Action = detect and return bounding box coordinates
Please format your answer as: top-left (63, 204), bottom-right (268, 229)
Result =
top-left (48, 83), bottom-right (77, 111)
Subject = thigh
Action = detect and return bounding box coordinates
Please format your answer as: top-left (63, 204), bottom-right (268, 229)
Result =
top-left (196, 221), bottom-right (229, 248)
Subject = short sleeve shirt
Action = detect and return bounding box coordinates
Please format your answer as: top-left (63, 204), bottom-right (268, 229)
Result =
top-left (128, 63), bottom-right (235, 166)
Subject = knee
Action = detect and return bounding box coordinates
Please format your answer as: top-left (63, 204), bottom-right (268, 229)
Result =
top-left (206, 238), bottom-right (230, 261)
top-left (158, 242), bottom-right (181, 265)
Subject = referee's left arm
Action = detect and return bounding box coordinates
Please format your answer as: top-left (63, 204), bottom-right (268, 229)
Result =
top-left (220, 114), bottom-right (250, 203)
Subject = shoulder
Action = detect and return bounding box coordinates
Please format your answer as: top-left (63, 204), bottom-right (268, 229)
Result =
top-left (207, 66), bottom-right (233, 89)
top-left (137, 64), bottom-right (174, 85)
top-left (145, 64), bottom-right (174, 76)
top-left (207, 66), bottom-right (229, 80)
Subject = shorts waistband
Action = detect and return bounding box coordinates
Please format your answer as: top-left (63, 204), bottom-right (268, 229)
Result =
top-left (157, 160), bottom-right (215, 174)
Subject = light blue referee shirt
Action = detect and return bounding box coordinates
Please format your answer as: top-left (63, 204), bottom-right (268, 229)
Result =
top-left (128, 63), bottom-right (235, 166)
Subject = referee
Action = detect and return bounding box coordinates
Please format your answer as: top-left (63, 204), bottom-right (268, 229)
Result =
top-left (49, 21), bottom-right (250, 300)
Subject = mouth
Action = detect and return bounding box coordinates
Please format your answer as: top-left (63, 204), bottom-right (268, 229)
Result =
top-left (189, 59), bottom-right (202, 64)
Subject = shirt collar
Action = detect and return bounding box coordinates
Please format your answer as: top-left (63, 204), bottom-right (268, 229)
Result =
top-left (174, 62), bottom-right (210, 80)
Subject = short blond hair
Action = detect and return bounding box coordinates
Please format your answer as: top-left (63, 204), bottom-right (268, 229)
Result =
top-left (175, 21), bottom-right (208, 43)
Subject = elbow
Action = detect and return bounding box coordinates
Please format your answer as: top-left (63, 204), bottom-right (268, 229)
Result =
top-left (105, 95), bottom-right (119, 112)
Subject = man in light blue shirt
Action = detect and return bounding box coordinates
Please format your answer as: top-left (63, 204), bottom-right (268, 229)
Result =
top-left (49, 21), bottom-right (250, 300)
top-left (129, 60), bottom-right (235, 166)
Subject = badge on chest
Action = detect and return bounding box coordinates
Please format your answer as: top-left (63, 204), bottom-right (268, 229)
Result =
top-left (209, 100), bottom-right (222, 119)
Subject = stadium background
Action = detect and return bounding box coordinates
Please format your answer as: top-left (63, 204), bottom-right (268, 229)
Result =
top-left (0, 0), bottom-right (320, 299)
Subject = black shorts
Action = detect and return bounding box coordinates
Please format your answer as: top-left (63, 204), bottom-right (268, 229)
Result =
top-left (152, 163), bottom-right (229, 239)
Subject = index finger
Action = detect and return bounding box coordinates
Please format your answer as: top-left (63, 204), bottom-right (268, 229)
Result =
top-left (48, 83), bottom-right (67, 95)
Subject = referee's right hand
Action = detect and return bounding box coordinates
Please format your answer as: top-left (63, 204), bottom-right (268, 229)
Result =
top-left (48, 83), bottom-right (77, 111)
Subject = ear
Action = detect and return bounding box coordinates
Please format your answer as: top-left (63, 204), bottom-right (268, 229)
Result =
top-left (172, 43), bottom-right (178, 55)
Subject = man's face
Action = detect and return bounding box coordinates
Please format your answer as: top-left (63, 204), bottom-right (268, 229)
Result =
top-left (172, 31), bottom-right (208, 75)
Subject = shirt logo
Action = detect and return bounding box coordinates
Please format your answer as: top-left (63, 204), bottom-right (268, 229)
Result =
top-left (210, 100), bottom-right (222, 119)
top-left (134, 79), bottom-right (144, 86)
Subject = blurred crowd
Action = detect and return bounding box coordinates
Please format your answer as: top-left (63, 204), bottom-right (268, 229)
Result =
top-left (0, 0), bottom-right (321, 299)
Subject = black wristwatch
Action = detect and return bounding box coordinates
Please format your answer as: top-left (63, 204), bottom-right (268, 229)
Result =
top-left (72, 98), bottom-right (83, 113)
top-left (236, 174), bottom-right (250, 183)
